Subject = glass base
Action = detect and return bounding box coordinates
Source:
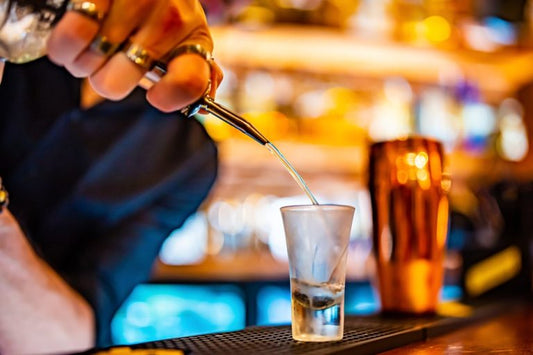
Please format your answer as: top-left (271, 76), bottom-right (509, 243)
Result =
top-left (292, 331), bottom-right (343, 342)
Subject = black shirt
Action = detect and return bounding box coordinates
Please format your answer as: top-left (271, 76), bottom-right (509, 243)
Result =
top-left (0, 58), bottom-right (218, 346)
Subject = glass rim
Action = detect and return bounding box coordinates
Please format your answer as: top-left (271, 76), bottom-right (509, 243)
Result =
top-left (280, 204), bottom-right (355, 213)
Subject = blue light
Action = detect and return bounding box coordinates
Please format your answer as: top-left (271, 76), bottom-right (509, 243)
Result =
top-left (484, 17), bottom-right (517, 45)
top-left (111, 284), bottom-right (246, 345)
top-left (256, 286), bottom-right (292, 325)
top-left (440, 285), bottom-right (463, 302)
top-left (345, 283), bottom-right (380, 315)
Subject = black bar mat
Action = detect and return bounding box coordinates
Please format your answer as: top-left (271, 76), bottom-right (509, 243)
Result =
top-left (85, 300), bottom-right (517, 355)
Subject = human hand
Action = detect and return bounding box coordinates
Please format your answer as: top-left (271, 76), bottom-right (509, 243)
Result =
top-left (47, 0), bottom-right (223, 113)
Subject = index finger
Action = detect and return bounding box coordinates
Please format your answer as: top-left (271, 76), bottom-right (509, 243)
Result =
top-left (146, 52), bottom-right (211, 112)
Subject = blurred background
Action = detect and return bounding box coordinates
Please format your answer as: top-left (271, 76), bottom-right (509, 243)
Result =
top-left (111, 0), bottom-right (533, 345)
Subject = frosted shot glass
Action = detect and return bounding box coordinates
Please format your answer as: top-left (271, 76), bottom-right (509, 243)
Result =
top-left (281, 204), bottom-right (355, 342)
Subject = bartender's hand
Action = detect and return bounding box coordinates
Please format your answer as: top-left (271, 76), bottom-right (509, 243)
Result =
top-left (47, 0), bottom-right (223, 113)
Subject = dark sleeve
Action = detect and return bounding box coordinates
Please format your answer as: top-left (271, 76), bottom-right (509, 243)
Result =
top-left (0, 59), bottom-right (218, 346)
top-left (62, 136), bottom-right (217, 347)
top-left (1, 73), bottom-right (218, 346)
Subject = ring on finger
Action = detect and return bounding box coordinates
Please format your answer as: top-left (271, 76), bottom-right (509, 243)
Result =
top-left (165, 44), bottom-right (214, 93)
top-left (67, 0), bottom-right (106, 22)
top-left (89, 34), bottom-right (121, 57)
top-left (123, 42), bottom-right (156, 70)
top-left (167, 44), bottom-right (213, 62)
top-left (152, 43), bottom-right (214, 78)
top-left (140, 44), bottom-right (216, 92)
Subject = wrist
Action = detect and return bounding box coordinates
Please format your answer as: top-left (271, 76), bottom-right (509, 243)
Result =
top-left (0, 209), bottom-right (36, 265)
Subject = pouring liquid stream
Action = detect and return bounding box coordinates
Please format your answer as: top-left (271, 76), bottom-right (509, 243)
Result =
top-left (185, 96), bottom-right (320, 206)
top-left (265, 143), bottom-right (319, 205)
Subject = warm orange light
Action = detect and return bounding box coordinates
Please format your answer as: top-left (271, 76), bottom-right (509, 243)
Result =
top-left (397, 169), bottom-right (408, 184)
top-left (203, 116), bottom-right (233, 141)
top-left (417, 170), bottom-right (430, 189)
top-left (415, 152), bottom-right (428, 168)
top-left (465, 246), bottom-right (521, 297)
top-left (406, 152), bottom-right (416, 166)
top-left (436, 196), bottom-right (449, 249)
top-left (424, 16), bottom-right (451, 43)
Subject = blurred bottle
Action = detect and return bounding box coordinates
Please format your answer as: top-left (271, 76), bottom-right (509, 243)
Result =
top-left (496, 98), bottom-right (529, 162)
top-left (416, 86), bottom-right (460, 149)
top-left (368, 77), bottom-right (414, 142)
top-left (349, 0), bottom-right (395, 40)
top-left (455, 81), bottom-right (498, 154)
top-left (0, 0), bottom-right (67, 63)
top-left (391, 0), bottom-right (460, 48)
top-left (234, 0), bottom-right (358, 28)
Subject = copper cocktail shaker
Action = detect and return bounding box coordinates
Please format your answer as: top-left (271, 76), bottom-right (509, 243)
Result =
top-left (369, 137), bottom-right (449, 314)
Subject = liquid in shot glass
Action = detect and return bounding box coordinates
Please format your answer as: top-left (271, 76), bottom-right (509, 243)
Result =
top-left (281, 204), bottom-right (355, 342)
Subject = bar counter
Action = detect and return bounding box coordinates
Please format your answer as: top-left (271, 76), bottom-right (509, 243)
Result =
top-left (91, 299), bottom-right (531, 354)
top-left (381, 300), bottom-right (533, 354)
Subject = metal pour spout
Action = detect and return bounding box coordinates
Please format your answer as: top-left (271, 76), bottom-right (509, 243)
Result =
top-left (141, 65), bottom-right (270, 146)
top-left (180, 96), bottom-right (270, 146)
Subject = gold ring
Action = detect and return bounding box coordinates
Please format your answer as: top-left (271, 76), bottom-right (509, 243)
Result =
top-left (139, 44), bottom-right (215, 91)
top-left (0, 177), bottom-right (8, 212)
top-left (165, 44), bottom-right (214, 95)
top-left (167, 44), bottom-right (213, 62)
top-left (123, 42), bottom-right (156, 70)
top-left (67, 0), bottom-right (106, 22)
top-left (89, 35), bottom-right (120, 56)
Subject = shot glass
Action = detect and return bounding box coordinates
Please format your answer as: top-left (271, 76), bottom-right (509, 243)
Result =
top-left (281, 204), bottom-right (355, 342)
top-left (368, 137), bottom-right (450, 314)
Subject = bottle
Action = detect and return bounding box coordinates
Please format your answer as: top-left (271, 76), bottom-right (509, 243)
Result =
top-left (0, 0), bottom-right (67, 63)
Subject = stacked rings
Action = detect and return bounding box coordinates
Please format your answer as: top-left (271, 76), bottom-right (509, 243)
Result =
top-left (123, 42), bottom-right (156, 70)
top-left (90, 35), bottom-right (121, 57)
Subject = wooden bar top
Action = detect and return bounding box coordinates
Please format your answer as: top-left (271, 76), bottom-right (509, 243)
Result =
top-left (380, 302), bottom-right (533, 354)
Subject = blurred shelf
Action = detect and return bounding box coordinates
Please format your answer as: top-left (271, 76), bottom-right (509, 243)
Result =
top-left (207, 139), bottom-right (366, 202)
top-left (213, 139), bottom-right (492, 188)
top-left (212, 25), bottom-right (533, 101)
top-left (152, 250), bottom-right (367, 283)
top-left (152, 252), bottom-right (289, 282)
top-left (217, 139), bottom-right (366, 175)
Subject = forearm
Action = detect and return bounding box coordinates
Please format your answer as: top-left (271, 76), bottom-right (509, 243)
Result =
top-left (0, 210), bottom-right (95, 355)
